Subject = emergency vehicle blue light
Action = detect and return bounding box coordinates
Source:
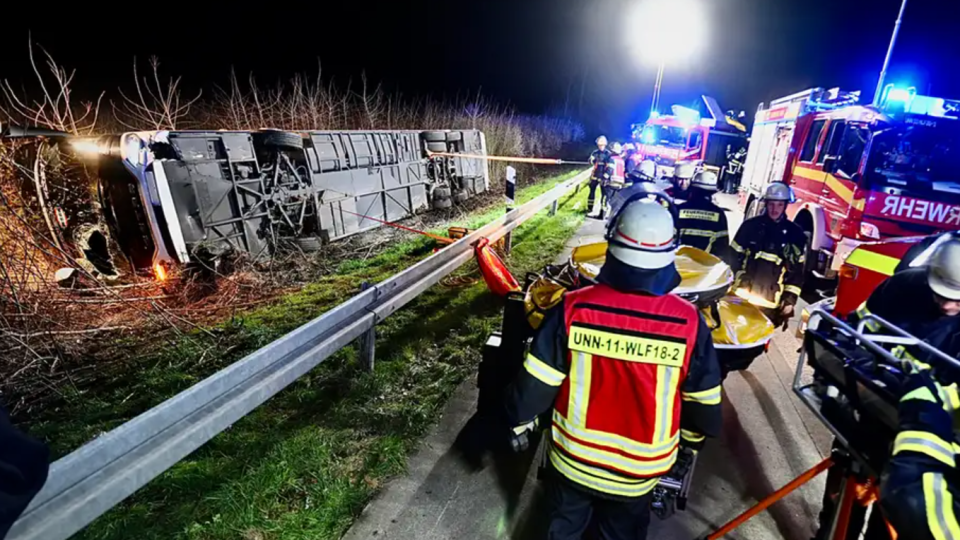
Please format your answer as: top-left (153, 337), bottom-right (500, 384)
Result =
top-left (642, 128), bottom-right (657, 144)
top-left (887, 88), bottom-right (912, 103)
top-left (671, 105), bottom-right (701, 126)
top-left (649, 111), bottom-right (661, 119)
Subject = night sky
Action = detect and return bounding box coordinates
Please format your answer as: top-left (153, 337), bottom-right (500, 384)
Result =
top-left (2, 0), bottom-right (958, 137)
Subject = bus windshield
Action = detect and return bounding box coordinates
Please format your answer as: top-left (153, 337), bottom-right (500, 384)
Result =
top-left (641, 125), bottom-right (688, 147)
top-left (865, 120), bottom-right (960, 196)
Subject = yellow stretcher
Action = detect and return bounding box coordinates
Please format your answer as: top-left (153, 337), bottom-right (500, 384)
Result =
top-left (525, 243), bottom-right (775, 351)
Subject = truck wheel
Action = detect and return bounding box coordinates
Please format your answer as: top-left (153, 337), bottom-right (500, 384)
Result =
top-left (454, 190), bottom-right (469, 203)
top-left (262, 131), bottom-right (304, 151)
top-left (433, 186), bottom-right (452, 199)
top-left (433, 197), bottom-right (452, 209)
top-left (423, 131), bottom-right (447, 143)
top-left (445, 131), bottom-right (463, 142)
top-left (426, 142), bottom-right (448, 153)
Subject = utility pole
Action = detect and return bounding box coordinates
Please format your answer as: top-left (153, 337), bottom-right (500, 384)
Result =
top-left (872, 0), bottom-right (909, 106)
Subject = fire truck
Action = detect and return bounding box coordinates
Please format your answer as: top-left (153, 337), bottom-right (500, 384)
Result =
top-left (739, 86), bottom-right (960, 279)
top-left (631, 95), bottom-right (747, 178)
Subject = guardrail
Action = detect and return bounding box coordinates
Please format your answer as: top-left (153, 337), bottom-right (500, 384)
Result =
top-left (8, 169), bottom-right (589, 540)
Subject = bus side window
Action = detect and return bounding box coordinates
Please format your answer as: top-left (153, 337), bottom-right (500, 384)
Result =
top-left (800, 119), bottom-right (826, 162)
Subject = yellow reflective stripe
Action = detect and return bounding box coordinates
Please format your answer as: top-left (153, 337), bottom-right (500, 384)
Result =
top-left (568, 324), bottom-right (686, 367)
top-left (549, 448), bottom-right (659, 497)
top-left (856, 302), bottom-right (883, 332)
top-left (755, 251), bottom-right (783, 265)
top-left (681, 429), bottom-right (705, 443)
top-left (730, 240), bottom-right (744, 253)
top-left (942, 384), bottom-right (960, 412)
top-left (523, 353), bottom-right (566, 387)
top-left (784, 284), bottom-right (803, 296)
top-left (924, 472), bottom-right (960, 540)
top-left (679, 209), bottom-right (720, 222)
top-left (894, 431), bottom-right (956, 467)
top-left (682, 385), bottom-right (722, 405)
top-left (569, 352), bottom-right (591, 427)
top-left (845, 248), bottom-right (900, 277)
top-left (553, 428), bottom-right (677, 476)
top-left (553, 411), bottom-right (679, 457)
top-left (512, 421), bottom-right (536, 435)
top-left (654, 366), bottom-right (680, 445)
top-left (902, 386), bottom-right (938, 403)
top-left (680, 228), bottom-right (719, 238)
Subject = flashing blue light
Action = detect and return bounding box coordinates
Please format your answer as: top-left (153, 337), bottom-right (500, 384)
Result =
top-left (642, 128), bottom-right (657, 144)
top-left (887, 88), bottom-right (912, 103)
top-left (649, 111), bottom-right (661, 119)
top-left (671, 105), bottom-right (701, 127)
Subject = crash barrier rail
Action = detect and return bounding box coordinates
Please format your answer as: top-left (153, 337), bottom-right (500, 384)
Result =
top-left (8, 170), bottom-right (591, 540)
top-left (792, 309), bottom-right (960, 472)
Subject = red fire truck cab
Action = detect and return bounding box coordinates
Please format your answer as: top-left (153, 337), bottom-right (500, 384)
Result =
top-left (631, 96), bottom-right (747, 178)
top-left (740, 87), bottom-right (960, 279)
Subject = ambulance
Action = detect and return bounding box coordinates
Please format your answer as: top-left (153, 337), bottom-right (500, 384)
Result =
top-left (739, 86), bottom-right (960, 279)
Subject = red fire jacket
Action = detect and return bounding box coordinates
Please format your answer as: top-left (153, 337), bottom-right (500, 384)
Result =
top-left (506, 283), bottom-right (722, 499)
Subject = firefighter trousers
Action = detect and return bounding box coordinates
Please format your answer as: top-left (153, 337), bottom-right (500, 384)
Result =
top-left (547, 476), bottom-right (653, 540)
top-left (587, 180), bottom-right (600, 214)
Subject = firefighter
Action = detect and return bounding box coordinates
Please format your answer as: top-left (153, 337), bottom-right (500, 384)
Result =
top-left (623, 143), bottom-right (639, 175)
top-left (505, 194), bottom-right (722, 540)
top-left (596, 142), bottom-right (627, 219)
top-left (728, 182), bottom-right (806, 331)
top-left (0, 406), bottom-right (49, 538)
top-left (676, 170), bottom-right (730, 258)
top-left (588, 136), bottom-right (614, 216)
top-left (855, 239), bottom-right (960, 364)
top-left (880, 370), bottom-right (960, 540)
top-left (669, 163), bottom-right (697, 201)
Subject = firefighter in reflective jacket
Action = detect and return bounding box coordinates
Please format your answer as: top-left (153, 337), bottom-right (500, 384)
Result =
top-left (677, 170), bottom-right (729, 259)
top-left (855, 240), bottom-right (960, 366)
top-left (728, 182), bottom-right (806, 329)
top-left (595, 142), bottom-right (627, 219)
top-left (589, 136), bottom-right (614, 216)
top-left (881, 370), bottom-right (960, 540)
top-left (505, 195), bottom-right (722, 540)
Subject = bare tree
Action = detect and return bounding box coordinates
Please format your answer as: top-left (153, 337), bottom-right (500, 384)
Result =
top-left (112, 56), bottom-right (202, 130)
top-left (0, 37), bottom-right (103, 135)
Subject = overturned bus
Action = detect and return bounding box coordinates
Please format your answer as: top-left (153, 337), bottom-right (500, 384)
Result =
top-left (68, 129), bottom-right (489, 276)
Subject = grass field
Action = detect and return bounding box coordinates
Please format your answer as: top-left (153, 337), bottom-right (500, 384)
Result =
top-left (31, 169), bottom-right (588, 540)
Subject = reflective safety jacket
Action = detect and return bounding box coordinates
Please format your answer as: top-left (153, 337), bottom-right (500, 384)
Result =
top-left (505, 282), bottom-right (722, 499)
top-left (589, 149), bottom-right (614, 183)
top-left (606, 155), bottom-right (626, 189)
top-left (854, 268), bottom-right (960, 367)
top-left (677, 192), bottom-right (730, 259)
top-left (728, 214), bottom-right (806, 309)
top-left (881, 372), bottom-right (960, 540)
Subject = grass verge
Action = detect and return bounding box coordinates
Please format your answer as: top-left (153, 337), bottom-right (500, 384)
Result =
top-left (31, 169), bottom-right (588, 540)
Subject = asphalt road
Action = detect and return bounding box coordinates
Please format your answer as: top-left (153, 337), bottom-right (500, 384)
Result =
top-left (343, 196), bottom-right (833, 540)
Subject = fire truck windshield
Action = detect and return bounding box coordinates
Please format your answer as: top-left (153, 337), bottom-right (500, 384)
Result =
top-left (865, 120), bottom-right (960, 195)
top-left (642, 125), bottom-right (688, 147)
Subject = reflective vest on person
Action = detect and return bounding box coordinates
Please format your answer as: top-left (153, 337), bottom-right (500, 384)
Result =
top-left (608, 155), bottom-right (626, 189)
top-left (549, 283), bottom-right (700, 497)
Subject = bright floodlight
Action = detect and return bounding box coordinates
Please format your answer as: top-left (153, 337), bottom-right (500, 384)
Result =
top-left (625, 0), bottom-right (707, 66)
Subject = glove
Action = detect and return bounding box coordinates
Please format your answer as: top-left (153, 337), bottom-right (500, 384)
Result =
top-left (508, 419), bottom-right (538, 453)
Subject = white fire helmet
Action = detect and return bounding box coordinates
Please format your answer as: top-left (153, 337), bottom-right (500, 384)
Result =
top-left (624, 143), bottom-right (636, 151)
top-left (692, 170), bottom-right (719, 191)
top-left (928, 239), bottom-right (960, 301)
top-left (596, 135), bottom-right (608, 147)
top-left (611, 142), bottom-right (623, 154)
top-left (763, 182), bottom-right (792, 202)
top-left (674, 162), bottom-right (696, 180)
top-left (639, 160), bottom-right (657, 178)
top-left (606, 199), bottom-right (677, 269)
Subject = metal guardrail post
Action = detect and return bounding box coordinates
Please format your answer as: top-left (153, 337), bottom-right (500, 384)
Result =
top-left (549, 183), bottom-right (560, 216)
top-left (358, 282), bottom-right (376, 371)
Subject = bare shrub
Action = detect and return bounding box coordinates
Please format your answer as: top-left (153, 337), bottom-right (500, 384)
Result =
top-left (112, 57), bottom-right (202, 130)
top-left (0, 38), bottom-right (104, 135)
